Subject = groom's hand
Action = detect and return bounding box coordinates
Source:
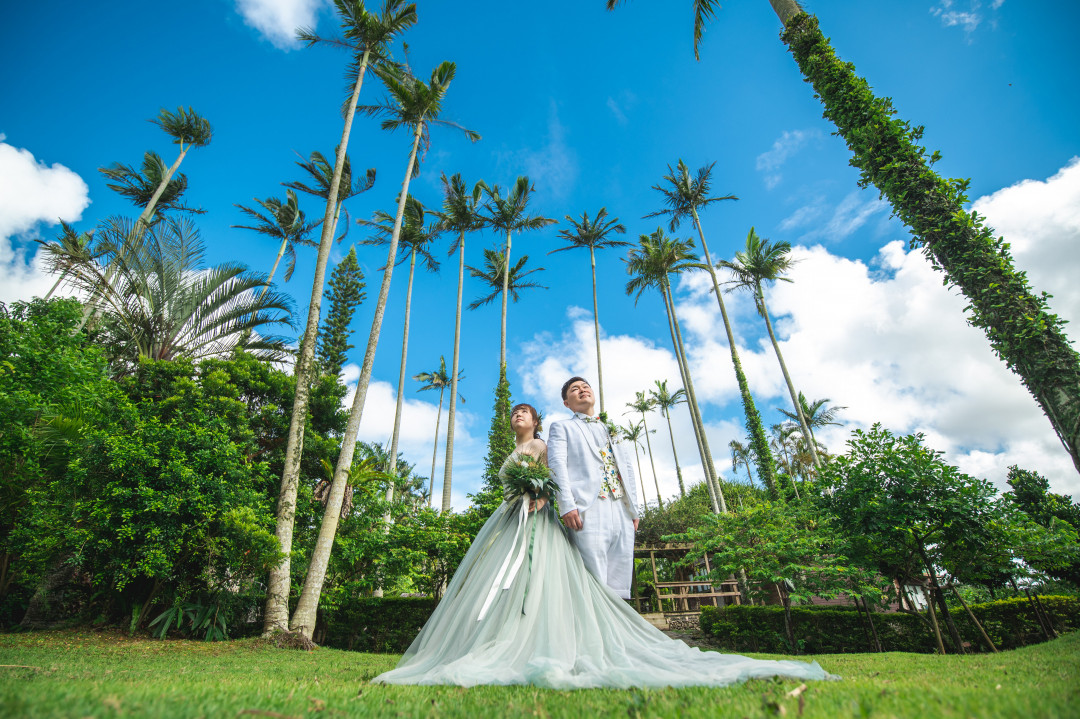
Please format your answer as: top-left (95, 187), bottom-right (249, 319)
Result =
top-left (633, 518), bottom-right (640, 531)
top-left (561, 509), bottom-right (582, 530)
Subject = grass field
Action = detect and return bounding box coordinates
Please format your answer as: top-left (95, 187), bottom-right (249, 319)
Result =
top-left (0, 629), bottom-right (1077, 718)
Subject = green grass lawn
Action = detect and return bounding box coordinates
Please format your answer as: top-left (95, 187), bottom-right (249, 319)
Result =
top-left (0, 630), bottom-right (1077, 718)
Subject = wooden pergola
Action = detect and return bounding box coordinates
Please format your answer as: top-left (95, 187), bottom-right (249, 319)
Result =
top-left (633, 542), bottom-right (741, 622)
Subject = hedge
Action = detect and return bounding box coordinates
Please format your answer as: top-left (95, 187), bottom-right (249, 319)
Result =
top-left (319, 597), bottom-right (437, 653)
top-left (700, 595), bottom-right (1080, 654)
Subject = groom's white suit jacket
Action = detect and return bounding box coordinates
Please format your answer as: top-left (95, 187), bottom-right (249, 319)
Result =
top-left (548, 414), bottom-right (639, 518)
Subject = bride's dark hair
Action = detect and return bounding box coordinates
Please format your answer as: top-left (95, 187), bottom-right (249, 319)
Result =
top-left (511, 403), bottom-right (542, 438)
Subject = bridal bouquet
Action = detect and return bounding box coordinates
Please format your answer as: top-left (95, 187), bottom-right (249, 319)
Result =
top-left (503, 454), bottom-right (560, 502)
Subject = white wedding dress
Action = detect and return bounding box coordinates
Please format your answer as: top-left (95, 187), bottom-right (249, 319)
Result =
top-left (372, 449), bottom-right (833, 689)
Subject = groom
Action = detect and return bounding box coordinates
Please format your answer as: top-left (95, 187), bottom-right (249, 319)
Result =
top-left (548, 376), bottom-right (640, 599)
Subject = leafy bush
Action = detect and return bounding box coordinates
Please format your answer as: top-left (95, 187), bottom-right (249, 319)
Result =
top-left (700, 595), bottom-right (1080, 654)
top-left (319, 596), bottom-right (437, 653)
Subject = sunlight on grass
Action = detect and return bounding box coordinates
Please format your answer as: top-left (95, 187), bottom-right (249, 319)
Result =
top-left (0, 630), bottom-right (1077, 718)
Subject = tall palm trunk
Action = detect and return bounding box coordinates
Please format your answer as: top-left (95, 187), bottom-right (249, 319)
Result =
top-left (288, 119), bottom-right (422, 640)
top-left (757, 288), bottom-right (820, 470)
top-left (388, 249), bottom-right (418, 492)
top-left (442, 231), bottom-right (466, 511)
top-left (429, 385), bottom-right (445, 505)
top-left (499, 228), bottom-right (511, 370)
top-left (263, 48), bottom-right (371, 636)
top-left (662, 405), bottom-right (685, 497)
top-left (689, 208), bottom-right (776, 497)
top-left (639, 412), bottom-right (663, 509)
top-left (631, 442), bottom-right (647, 508)
top-left (44, 271), bottom-right (69, 300)
top-left (664, 280), bottom-right (727, 513)
top-left (589, 246), bottom-right (607, 414)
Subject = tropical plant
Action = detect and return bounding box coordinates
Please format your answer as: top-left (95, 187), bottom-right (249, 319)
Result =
top-left (41, 216), bottom-right (294, 367)
top-left (467, 249), bottom-right (547, 310)
top-left (290, 58), bottom-right (478, 639)
top-left (620, 419), bottom-right (651, 507)
top-left (316, 246), bottom-right (366, 378)
top-left (480, 177), bottom-right (556, 371)
top-left (36, 223), bottom-right (98, 300)
top-left (649, 379), bottom-right (687, 497)
top-left (284, 148), bottom-right (376, 245)
top-left (625, 229), bottom-right (725, 513)
top-left (778, 392), bottom-right (845, 449)
top-left (647, 160), bottom-right (776, 497)
top-left (414, 356), bottom-right (464, 507)
top-left (266, 0), bottom-right (415, 636)
top-left (432, 172), bottom-right (486, 509)
top-left (548, 208), bottom-right (629, 413)
top-left (626, 391), bottom-right (663, 508)
top-left (99, 151), bottom-right (199, 217)
top-left (233, 189), bottom-right (321, 298)
top-left (722, 227), bottom-right (820, 470)
top-left (729, 439), bottom-right (755, 489)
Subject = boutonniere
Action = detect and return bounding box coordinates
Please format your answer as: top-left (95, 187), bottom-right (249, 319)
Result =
top-left (597, 411), bottom-right (620, 441)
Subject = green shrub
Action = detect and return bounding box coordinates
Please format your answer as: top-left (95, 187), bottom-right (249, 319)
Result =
top-left (700, 595), bottom-right (1080, 654)
top-left (319, 597), bottom-right (437, 653)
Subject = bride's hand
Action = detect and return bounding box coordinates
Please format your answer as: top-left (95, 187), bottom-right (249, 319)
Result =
top-left (528, 497), bottom-right (546, 513)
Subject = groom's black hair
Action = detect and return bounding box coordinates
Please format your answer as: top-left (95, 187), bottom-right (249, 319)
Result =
top-left (560, 376), bottom-right (590, 400)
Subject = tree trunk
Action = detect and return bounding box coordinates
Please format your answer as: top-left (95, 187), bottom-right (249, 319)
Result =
top-left (949, 584), bottom-right (997, 653)
top-left (44, 270), bottom-right (68, 300)
top-left (288, 118), bottom-right (421, 640)
top-left (263, 48), bottom-right (371, 637)
top-left (665, 282), bottom-right (727, 512)
top-left (859, 596), bottom-right (883, 652)
top-left (640, 413), bottom-right (663, 509)
top-left (691, 208), bottom-right (777, 496)
top-left (920, 584), bottom-right (948, 655)
top-left (590, 246), bottom-right (606, 414)
top-left (918, 547), bottom-right (965, 653)
top-left (442, 231), bottom-right (466, 509)
top-left (388, 249), bottom-right (418, 491)
top-left (632, 443), bottom-right (648, 508)
top-left (759, 283), bottom-right (821, 471)
top-left (767, 0), bottom-right (804, 26)
top-left (429, 386), bottom-right (445, 505)
top-left (1031, 593), bottom-right (1058, 639)
top-left (499, 228), bottom-right (511, 371)
top-left (663, 407), bottom-right (685, 497)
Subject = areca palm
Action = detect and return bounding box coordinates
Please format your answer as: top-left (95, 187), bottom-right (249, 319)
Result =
top-left (432, 172), bottom-right (486, 511)
top-left (284, 148), bottom-right (376, 249)
top-left (46, 215), bottom-right (293, 366)
top-left (99, 151), bottom-right (199, 217)
top-left (37, 222), bottom-right (97, 300)
top-left (649, 379), bottom-right (687, 497)
top-left (647, 160), bottom-right (777, 498)
top-left (619, 420), bottom-right (651, 508)
top-left (359, 195), bottom-right (441, 489)
top-left (467, 249), bottom-right (547, 310)
top-left (480, 177), bottom-right (556, 370)
top-left (626, 391), bottom-right (663, 509)
top-left (626, 228), bottom-right (726, 513)
top-left (414, 356), bottom-right (464, 507)
top-left (233, 189), bottom-right (321, 297)
top-left (778, 392), bottom-right (845, 449)
top-left (549, 208), bottom-right (628, 414)
top-left (722, 227), bottom-right (821, 470)
top-left (267, 0), bottom-right (416, 636)
top-left (290, 58), bottom-right (478, 639)
top-left (729, 439), bottom-right (755, 488)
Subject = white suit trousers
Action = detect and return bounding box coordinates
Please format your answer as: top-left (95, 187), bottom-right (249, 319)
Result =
top-left (571, 497), bottom-right (635, 599)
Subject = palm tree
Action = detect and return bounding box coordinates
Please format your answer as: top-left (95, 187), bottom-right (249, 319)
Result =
top-left (266, 0), bottom-right (416, 636)
top-left (414, 356), bottom-right (464, 507)
top-left (37, 222), bottom-right (97, 299)
top-left (729, 439), bottom-right (755, 488)
top-left (548, 208), bottom-right (629, 414)
top-left (722, 227), bottom-right (821, 470)
top-left (78, 106), bottom-right (213, 332)
top-left (432, 172), bottom-right (486, 511)
top-left (284, 148), bottom-right (377, 251)
top-left (647, 160), bottom-right (777, 498)
top-left (233, 189), bottom-right (321, 298)
top-left (620, 420), bottom-right (651, 508)
top-left (778, 392), bottom-right (845, 449)
top-left (290, 59), bottom-right (478, 639)
top-left (467, 249), bottom-right (547, 310)
top-left (480, 177), bottom-right (556, 370)
top-left (626, 228), bottom-right (726, 513)
top-left (359, 195), bottom-right (441, 490)
top-left (625, 391), bottom-right (663, 509)
top-left (99, 151), bottom-right (199, 217)
top-left (44, 215), bottom-right (293, 366)
top-left (649, 379), bottom-right (687, 497)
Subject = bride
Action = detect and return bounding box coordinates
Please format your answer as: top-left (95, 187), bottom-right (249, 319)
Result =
top-left (373, 403), bottom-right (832, 689)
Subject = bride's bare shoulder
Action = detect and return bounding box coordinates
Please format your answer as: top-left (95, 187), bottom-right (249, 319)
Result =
top-left (521, 438), bottom-right (547, 456)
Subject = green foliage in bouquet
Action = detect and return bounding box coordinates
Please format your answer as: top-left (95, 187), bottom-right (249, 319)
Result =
top-left (501, 454), bottom-right (559, 503)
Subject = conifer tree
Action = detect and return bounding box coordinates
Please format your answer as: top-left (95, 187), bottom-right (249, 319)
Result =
top-left (471, 365), bottom-right (515, 514)
top-left (317, 246), bottom-right (365, 377)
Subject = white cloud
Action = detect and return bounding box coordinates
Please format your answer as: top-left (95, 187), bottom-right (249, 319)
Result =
top-left (494, 100), bottom-right (578, 201)
top-left (780, 189), bottom-right (888, 242)
top-left (756, 129), bottom-right (820, 190)
top-left (606, 97), bottom-right (628, 126)
top-left (339, 369), bottom-right (483, 510)
top-left (0, 142), bottom-right (90, 303)
top-left (930, 0), bottom-right (1003, 37)
top-left (235, 0), bottom-right (325, 50)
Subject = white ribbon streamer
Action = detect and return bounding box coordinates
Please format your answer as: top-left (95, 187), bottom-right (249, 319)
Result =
top-left (477, 498), bottom-right (530, 621)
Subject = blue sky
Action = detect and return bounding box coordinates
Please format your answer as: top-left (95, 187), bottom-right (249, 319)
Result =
top-left (3, 0), bottom-right (1080, 503)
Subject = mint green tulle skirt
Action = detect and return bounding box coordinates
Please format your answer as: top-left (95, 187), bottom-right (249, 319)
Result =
top-left (372, 499), bottom-right (834, 689)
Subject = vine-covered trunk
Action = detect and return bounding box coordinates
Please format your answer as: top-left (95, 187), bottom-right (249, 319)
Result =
top-left (263, 49), bottom-right (371, 636)
top-left (289, 123), bottom-right (422, 639)
top-left (781, 12), bottom-right (1080, 474)
top-left (443, 232), bottom-right (466, 508)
